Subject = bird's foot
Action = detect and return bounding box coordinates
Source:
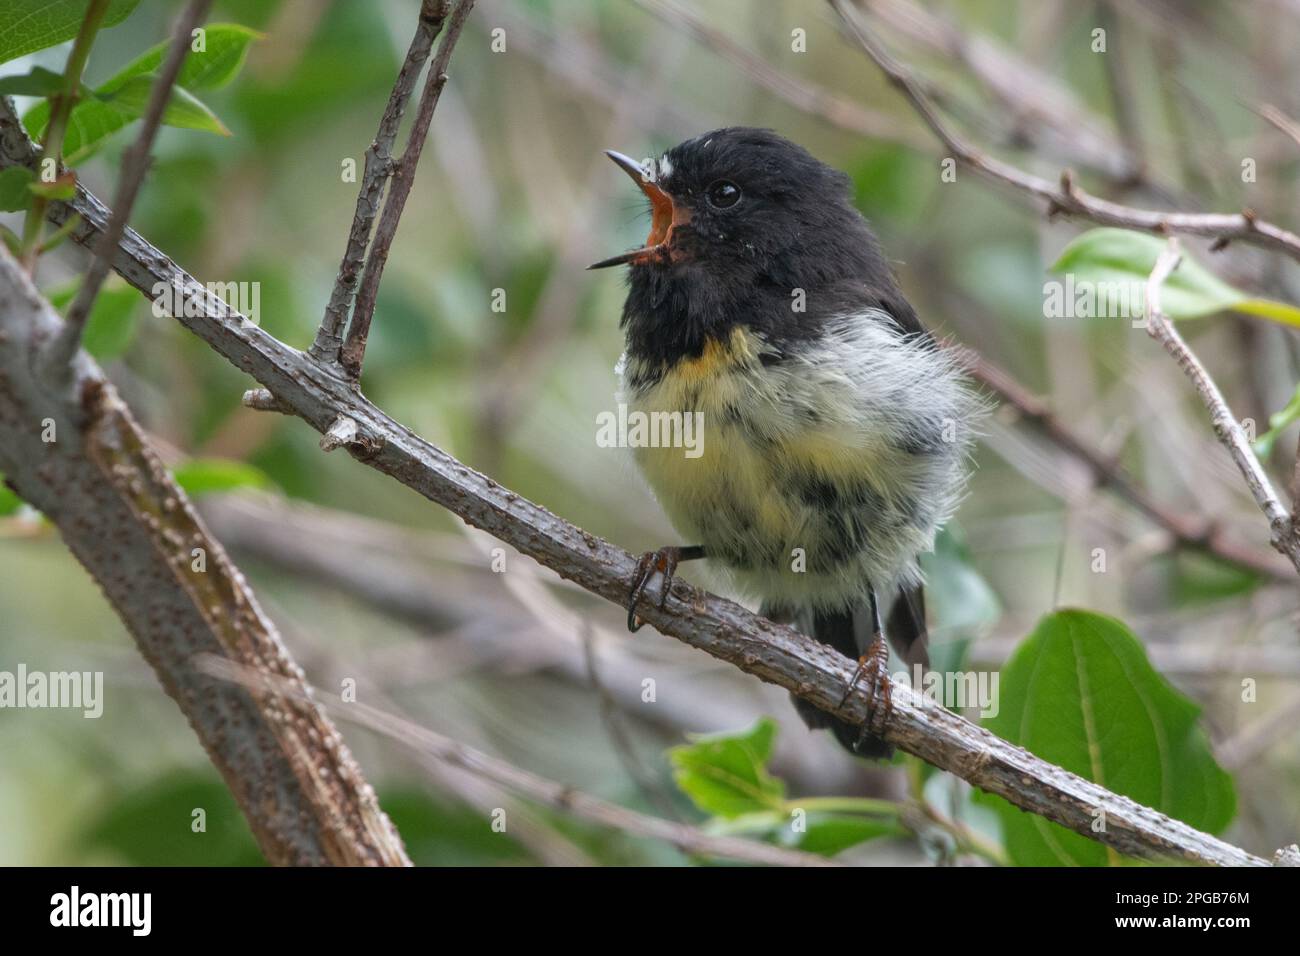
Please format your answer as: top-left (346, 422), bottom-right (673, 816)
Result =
top-left (838, 633), bottom-right (893, 744)
top-left (627, 546), bottom-right (691, 632)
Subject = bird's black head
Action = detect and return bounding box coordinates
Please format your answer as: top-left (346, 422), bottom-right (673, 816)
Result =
top-left (592, 127), bottom-right (904, 366)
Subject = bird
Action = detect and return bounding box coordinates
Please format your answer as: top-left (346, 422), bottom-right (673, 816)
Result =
top-left (590, 127), bottom-right (980, 757)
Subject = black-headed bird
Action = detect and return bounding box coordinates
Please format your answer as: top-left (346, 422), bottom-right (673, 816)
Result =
top-left (591, 128), bottom-right (980, 757)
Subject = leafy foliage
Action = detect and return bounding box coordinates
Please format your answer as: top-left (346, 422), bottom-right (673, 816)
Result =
top-left (0, 0), bottom-right (140, 66)
top-left (669, 719), bottom-right (903, 857)
top-left (1050, 227), bottom-right (1300, 326)
top-left (669, 718), bottom-right (786, 817)
top-left (171, 458), bottom-right (272, 497)
top-left (977, 610), bottom-right (1236, 866)
top-left (21, 24), bottom-right (257, 163)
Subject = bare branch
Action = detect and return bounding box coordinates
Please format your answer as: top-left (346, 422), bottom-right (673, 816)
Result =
top-left (1144, 239), bottom-right (1300, 573)
top-left (848, 0), bottom-right (1147, 186)
top-left (827, 0), bottom-right (1300, 263)
top-left (0, 246), bottom-right (408, 866)
top-left (963, 350), bottom-right (1294, 580)
top-left (339, 0), bottom-right (476, 379)
top-left (47, 0), bottom-right (214, 377)
top-left (201, 657), bottom-right (842, 868)
top-left (309, 0), bottom-right (451, 364)
top-left (630, 0), bottom-right (927, 149)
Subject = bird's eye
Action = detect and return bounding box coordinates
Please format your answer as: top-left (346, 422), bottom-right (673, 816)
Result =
top-left (706, 180), bottom-right (741, 209)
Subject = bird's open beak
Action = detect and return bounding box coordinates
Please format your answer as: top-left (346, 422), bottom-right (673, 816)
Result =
top-left (588, 150), bottom-right (687, 269)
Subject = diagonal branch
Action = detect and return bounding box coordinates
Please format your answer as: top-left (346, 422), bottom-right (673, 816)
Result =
top-left (201, 656), bottom-right (842, 868)
top-left (827, 0), bottom-right (1300, 264)
top-left (0, 245), bottom-right (408, 866)
top-left (963, 352), bottom-right (1294, 580)
top-left (1144, 240), bottom-right (1300, 572)
top-left (1, 125), bottom-right (1272, 865)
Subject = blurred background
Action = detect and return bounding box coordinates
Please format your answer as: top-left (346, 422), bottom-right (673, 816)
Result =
top-left (2, 0), bottom-right (1299, 865)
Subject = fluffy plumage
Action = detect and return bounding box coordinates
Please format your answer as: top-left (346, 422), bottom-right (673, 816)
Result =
top-left (609, 127), bottom-right (981, 756)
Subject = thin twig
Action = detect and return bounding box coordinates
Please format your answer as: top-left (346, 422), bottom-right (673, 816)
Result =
top-left (834, 0), bottom-right (1149, 187)
top-left (1144, 239), bottom-right (1300, 573)
top-left (45, 0), bottom-right (214, 377)
top-left (827, 0), bottom-right (1300, 263)
top-left (963, 351), bottom-right (1294, 580)
top-left (339, 0), bottom-right (476, 379)
top-left (20, 0), bottom-right (111, 271)
top-left (630, 0), bottom-right (925, 149)
top-left (199, 656), bottom-right (842, 868)
top-left (308, 0), bottom-right (450, 364)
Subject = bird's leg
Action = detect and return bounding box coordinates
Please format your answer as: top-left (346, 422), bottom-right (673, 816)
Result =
top-left (837, 585), bottom-right (893, 744)
top-left (627, 545), bottom-right (705, 632)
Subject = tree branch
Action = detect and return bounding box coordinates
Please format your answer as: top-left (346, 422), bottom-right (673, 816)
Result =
top-left (48, 0), bottom-right (214, 375)
top-left (19, 0), bottom-right (110, 271)
top-left (827, 0), bottom-right (1300, 263)
top-left (963, 351), bottom-right (1294, 580)
top-left (200, 656), bottom-right (842, 868)
top-left (309, 0), bottom-right (450, 364)
top-left (0, 108), bottom-right (1273, 862)
top-left (0, 245), bottom-right (408, 866)
top-left (1144, 240), bottom-right (1300, 572)
top-left (338, 0), bottom-right (476, 379)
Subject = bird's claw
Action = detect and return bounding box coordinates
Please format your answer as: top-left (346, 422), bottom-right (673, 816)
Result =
top-left (627, 546), bottom-right (682, 632)
top-left (838, 633), bottom-right (893, 745)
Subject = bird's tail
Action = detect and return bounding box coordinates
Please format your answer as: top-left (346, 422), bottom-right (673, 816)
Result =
top-left (769, 584), bottom-right (929, 760)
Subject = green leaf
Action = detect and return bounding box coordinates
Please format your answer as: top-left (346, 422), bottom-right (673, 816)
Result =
top-left (1254, 381), bottom-right (1300, 458)
top-left (26, 173), bottom-right (74, 199)
top-left (924, 526), bottom-right (1001, 635)
top-left (668, 718), bottom-right (786, 818)
top-left (1236, 297), bottom-right (1300, 327)
top-left (78, 769), bottom-right (262, 866)
top-left (0, 65), bottom-right (69, 96)
top-left (45, 276), bottom-right (139, 358)
top-left (976, 609), bottom-right (1235, 866)
top-left (791, 813), bottom-right (901, 855)
top-left (102, 74), bottom-right (230, 135)
top-left (100, 22), bottom-right (262, 96)
top-left (0, 0), bottom-right (140, 66)
top-left (22, 24), bottom-right (258, 162)
top-left (171, 458), bottom-right (271, 498)
top-left (1050, 228), bottom-right (1300, 327)
top-left (1168, 551), bottom-right (1263, 606)
top-left (0, 167), bottom-right (36, 211)
top-left (0, 477), bottom-right (23, 516)
top-left (710, 808), bottom-right (902, 857)
top-left (1050, 228), bottom-right (1241, 319)
top-left (0, 224), bottom-right (21, 255)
